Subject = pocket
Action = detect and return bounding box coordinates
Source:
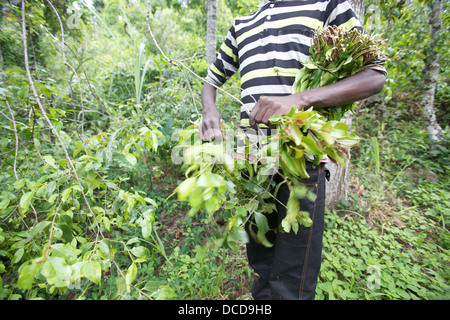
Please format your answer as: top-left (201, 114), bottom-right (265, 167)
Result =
top-left (299, 162), bottom-right (324, 187)
top-left (276, 26), bottom-right (314, 42)
top-left (275, 26), bottom-right (314, 67)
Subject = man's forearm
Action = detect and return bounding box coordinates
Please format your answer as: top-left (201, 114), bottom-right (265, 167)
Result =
top-left (200, 82), bottom-right (225, 141)
top-left (201, 82), bottom-right (218, 114)
top-left (296, 68), bottom-right (386, 110)
top-left (249, 68), bottom-right (386, 127)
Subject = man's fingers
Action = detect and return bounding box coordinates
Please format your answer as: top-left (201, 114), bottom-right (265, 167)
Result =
top-left (251, 97), bottom-right (275, 127)
top-left (250, 100), bottom-right (263, 127)
top-left (201, 118), bottom-right (224, 142)
top-left (259, 106), bottom-right (273, 125)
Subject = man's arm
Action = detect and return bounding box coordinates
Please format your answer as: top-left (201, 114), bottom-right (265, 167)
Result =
top-left (200, 82), bottom-right (223, 141)
top-left (249, 68), bottom-right (386, 127)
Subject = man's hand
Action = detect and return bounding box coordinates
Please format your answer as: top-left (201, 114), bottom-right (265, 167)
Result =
top-left (200, 82), bottom-right (225, 141)
top-left (200, 108), bottom-right (225, 142)
top-left (249, 94), bottom-right (307, 128)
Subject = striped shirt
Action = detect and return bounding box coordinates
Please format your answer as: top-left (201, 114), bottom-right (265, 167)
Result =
top-left (206, 0), bottom-right (383, 156)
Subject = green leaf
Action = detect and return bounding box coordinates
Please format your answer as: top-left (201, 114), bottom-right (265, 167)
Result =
top-left (253, 212), bottom-right (273, 247)
top-left (0, 198), bottom-right (10, 210)
top-left (197, 173), bottom-right (225, 191)
top-left (17, 85), bottom-right (29, 99)
top-left (301, 216), bottom-right (313, 227)
top-left (141, 218), bottom-right (153, 239)
top-left (43, 155), bottom-right (56, 167)
top-left (13, 179), bottom-right (25, 190)
top-left (204, 196), bottom-right (221, 215)
top-left (17, 261), bottom-right (40, 290)
top-left (177, 177), bottom-right (197, 201)
top-left (41, 256), bottom-right (72, 288)
top-left (286, 107), bottom-right (297, 117)
top-left (19, 191), bottom-right (35, 214)
top-left (280, 150), bottom-right (302, 177)
top-left (287, 123), bottom-right (303, 146)
top-left (61, 187), bottom-right (72, 203)
top-left (116, 277), bottom-right (127, 295)
top-left (151, 131), bottom-right (159, 151)
top-left (12, 248), bottom-right (24, 265)
top-left (45, 181), bottom-right (57, 196)
top-left (188, 187), bottom-right (203, 209)
top-left (29, 221), bottom-right (52, 239)
top-left (269, 114), bottom-right (282, 124)
top-left (151, 285), bottom-right (177, 300)
top-left (125, 153), bottom-right (137, 165)
top-left (58, 224), bottom-right (73, 242)
top-left (51, 243), bottom-right (78, 264)
top-left (97, 239), bottom-right (111, 257)
top-left (254, 212), bottom-right (269, 235)
top-left (130, 246), bottom-right (150, 258)
top-left (82, 261), bottom-right (102, 284)
top-left (315, 130), bottom-right (334, 146)
top-left (281, 220), bottom-right (291, 233)
top-left (125, 263), bottom-right (137, 292)
top-left (301, 136), bottom-right (322, 155)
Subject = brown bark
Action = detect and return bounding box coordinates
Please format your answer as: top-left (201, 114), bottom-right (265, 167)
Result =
top-left (420, 0), bottom-right (443, 143)
top-left (206, 0), bottom-right (217, 66)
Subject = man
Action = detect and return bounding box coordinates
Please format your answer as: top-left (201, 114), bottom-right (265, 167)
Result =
top-left (200, 0), bottom-right (386, 300)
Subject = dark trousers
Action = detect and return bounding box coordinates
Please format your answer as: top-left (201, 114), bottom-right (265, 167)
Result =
top-left (246, 162), bottom-right (327, 300)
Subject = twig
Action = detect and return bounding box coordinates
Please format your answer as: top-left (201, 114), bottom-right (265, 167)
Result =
top-left (178, 51), bottom-right (204, 62)
top-left (5, 100), bottom-right (18, 179)
top-left (6, 99), bottom-right (39, 224)
top-left (44, 0), bottom-right (77, 131)
top-left (63, 42), bottom-right (116, 122)
top-left (65, 61), bottom-right (85, 142)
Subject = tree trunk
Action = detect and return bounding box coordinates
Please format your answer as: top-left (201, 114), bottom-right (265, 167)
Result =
top-left (349, 0), bottom-right (365, 23)
top-left (325, 0), bottom-right (365, 208)
top-left (421, 0), bottom-right (443, 143)
top-left (205, 0), bottom-right (217, 66)
top-left (325, 114), bottom-right (353, 208)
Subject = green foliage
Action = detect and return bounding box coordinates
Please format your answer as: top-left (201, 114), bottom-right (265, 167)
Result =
top-left (0, 78), bottom-right (163, 298)
top-left (317, 205), bottom-right (449, 300)
top-left (373, 0), bottom-right (449, 116)
top-left (316, 103), bottom-right (450, 300)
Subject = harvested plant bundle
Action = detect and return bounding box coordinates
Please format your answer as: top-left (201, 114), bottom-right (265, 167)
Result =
top-left (292, 26), bottom-right (386, 120)
top-left (173, 108), bottom-right (360, 246)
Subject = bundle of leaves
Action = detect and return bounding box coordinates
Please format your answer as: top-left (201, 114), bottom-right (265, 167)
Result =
top-left (292, 26), bottom-right (386, 120)
top-left (173, 109), bottom-right (360, 247)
